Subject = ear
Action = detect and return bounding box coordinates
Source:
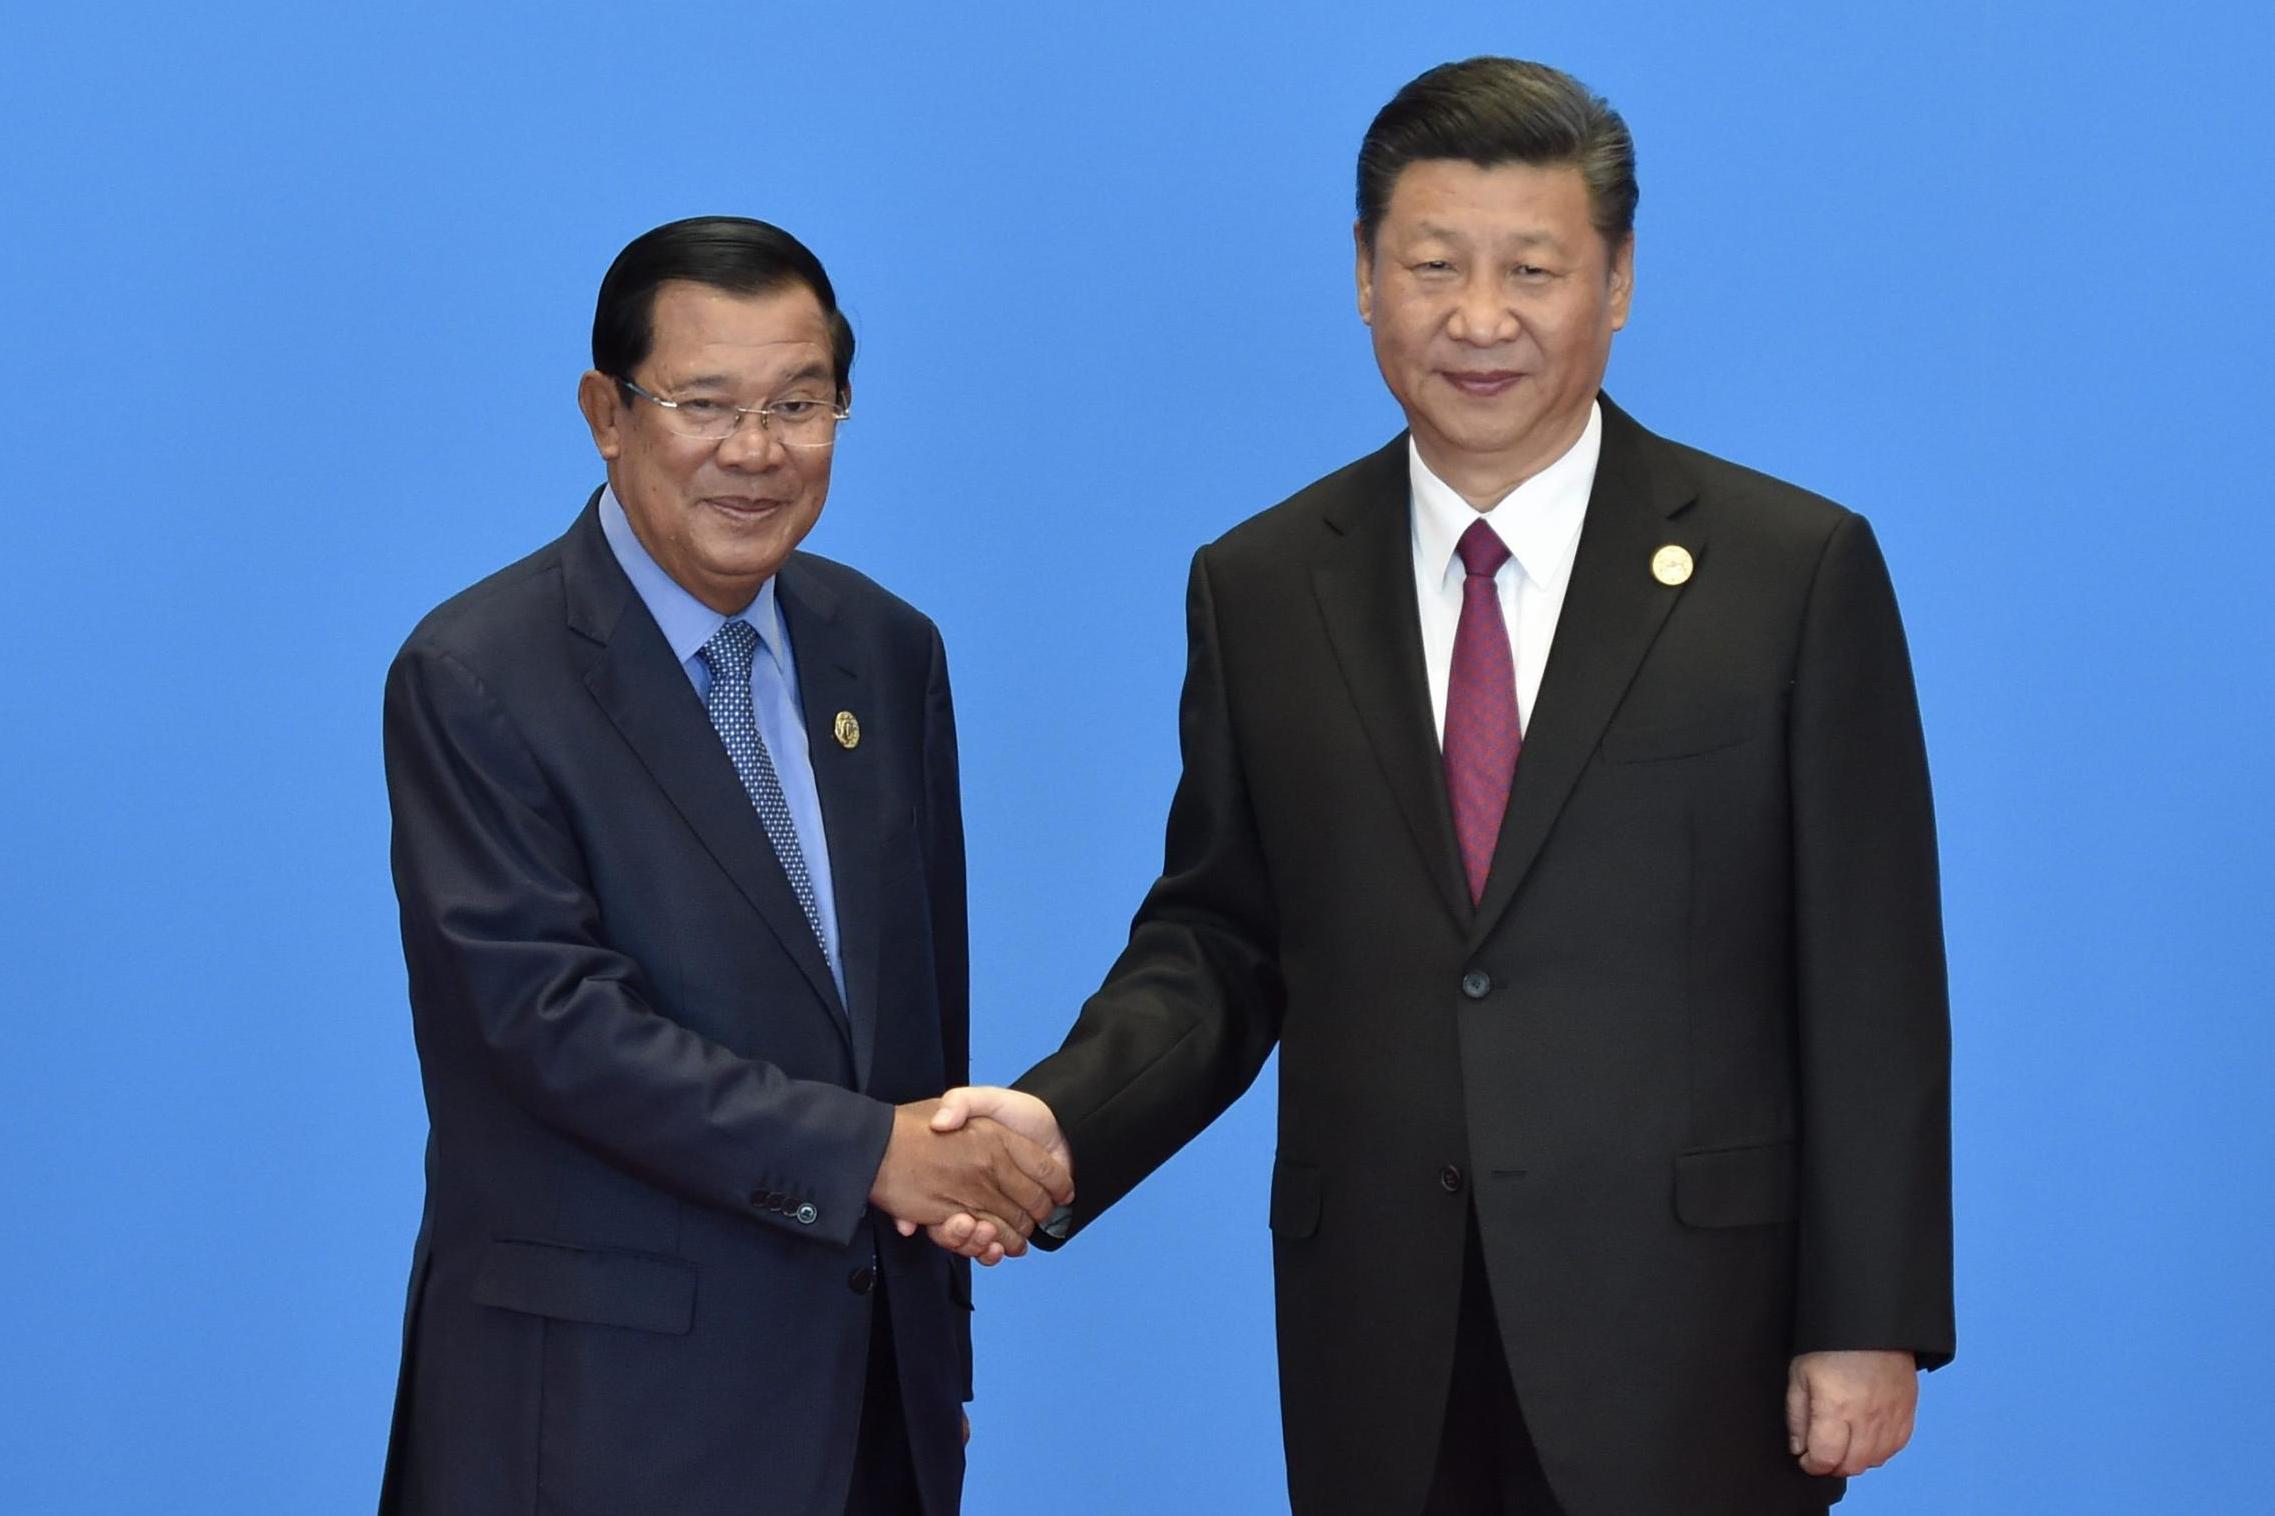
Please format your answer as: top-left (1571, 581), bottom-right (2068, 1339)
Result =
top-left (577, 370), bottom-right (625, 460)
top-left (1607, 233), bottom-right (1636, 333)
top-left (1353, 220), bottom-right (1375, 327)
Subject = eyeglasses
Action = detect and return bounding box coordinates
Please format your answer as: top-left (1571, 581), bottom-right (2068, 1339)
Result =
top-left (616, 378), bottom-right (849, 447)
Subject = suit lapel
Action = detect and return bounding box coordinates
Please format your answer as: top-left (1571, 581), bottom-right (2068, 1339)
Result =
top-left (1466, 398), bottom-right (1703, 947)
top-left (1311, 437), bottom-right (1474, 923)
top-left (560, 501), bottom-right (853, 1054)
top-left (775, 560), bottom-right (882, 1093)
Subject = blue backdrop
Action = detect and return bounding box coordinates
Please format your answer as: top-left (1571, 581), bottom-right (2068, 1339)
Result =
top-left (4, 2), bottom-right (2269, 1510)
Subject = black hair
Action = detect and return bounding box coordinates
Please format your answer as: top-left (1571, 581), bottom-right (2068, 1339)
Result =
top-left (1357, 58), bottom-right (1637, 251)
top-left (591, 216), bottom-right (854, 397)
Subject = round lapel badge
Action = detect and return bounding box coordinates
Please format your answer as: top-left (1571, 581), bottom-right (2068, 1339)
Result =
top-left (1651, 544), bottom-right (1694, 587)
top-left (833, 710), bottom-right (860, 750)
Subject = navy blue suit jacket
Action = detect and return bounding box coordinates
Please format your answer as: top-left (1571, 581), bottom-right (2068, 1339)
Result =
top-left (379, 495), bottom-right (971, 1515)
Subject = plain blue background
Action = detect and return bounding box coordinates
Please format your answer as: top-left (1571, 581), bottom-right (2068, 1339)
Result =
top-left (4, 2), bottom-right (2270, 1510)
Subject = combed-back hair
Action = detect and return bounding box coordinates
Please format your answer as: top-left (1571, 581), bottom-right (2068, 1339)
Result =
top-left (592, 216), bottom-right (854, 397)
top-left (1357, 57), bottom-right (1637, 251)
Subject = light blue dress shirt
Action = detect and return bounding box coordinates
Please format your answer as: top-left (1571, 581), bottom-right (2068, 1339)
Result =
top-left (599, 488), bottom-right (845, 1000)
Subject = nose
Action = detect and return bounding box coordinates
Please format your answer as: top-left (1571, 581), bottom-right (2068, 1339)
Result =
top-left (1445, 271), bottom-right (1519, 346)
top-left (714, 409), bottom-right (787, 471)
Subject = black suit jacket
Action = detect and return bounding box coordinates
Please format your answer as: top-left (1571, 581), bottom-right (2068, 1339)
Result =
top-left (1019, 398), bottom-right (1954, 1516)
top-left (379, 496), bottom-right (971, 1516)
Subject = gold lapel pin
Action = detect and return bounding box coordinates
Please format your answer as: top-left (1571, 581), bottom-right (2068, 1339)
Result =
top-left (833, 710), bottom-right (861, 750)
top-left (1651, 544), bottom-right (1694, 587)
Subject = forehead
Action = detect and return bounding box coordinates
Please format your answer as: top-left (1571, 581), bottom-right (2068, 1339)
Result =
top-left (643, 279), bottom-right (833, 382)
top-left (1380, 159), bottom-right (1598, 245)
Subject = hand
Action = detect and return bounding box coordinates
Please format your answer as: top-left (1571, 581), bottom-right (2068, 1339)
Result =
top-left (1786, 1350), bottom-right (1918, 1477)
top-left (868, 1100), bottom-right (1073, 1258)
top-left (898, 1088), bottom-right (1072, 1262)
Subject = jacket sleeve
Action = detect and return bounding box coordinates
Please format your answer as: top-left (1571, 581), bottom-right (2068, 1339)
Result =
top-left (1786, 512), bottom-right (1957, 1368)
top-left (1015, 547), bottom-right (1286, 1240)
top-left (383, 639), bottom-right (895, 1249)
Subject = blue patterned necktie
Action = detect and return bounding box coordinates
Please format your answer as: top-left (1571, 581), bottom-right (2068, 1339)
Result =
top-left (699, 619), bottom-right (831, 966)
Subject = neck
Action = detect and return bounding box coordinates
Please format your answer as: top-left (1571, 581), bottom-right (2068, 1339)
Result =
top-left (1416, 406), bottom-right (1591, 512)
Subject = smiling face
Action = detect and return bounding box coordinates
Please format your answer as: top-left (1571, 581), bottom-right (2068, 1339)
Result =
top-left (577, 279), bottom-right (840, 612)
top-left (1356, 158), bottom-right (1633, 506)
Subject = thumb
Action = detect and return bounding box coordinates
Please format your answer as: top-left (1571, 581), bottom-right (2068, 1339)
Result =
top-left (1785, 1367), bottom-right (1809, 1456)
top-left (930, 1089), bottom-right (973, 1132)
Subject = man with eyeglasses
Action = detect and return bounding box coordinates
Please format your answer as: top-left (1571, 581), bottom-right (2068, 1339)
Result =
top-left (377, 216), bottom-right (1069, 1516)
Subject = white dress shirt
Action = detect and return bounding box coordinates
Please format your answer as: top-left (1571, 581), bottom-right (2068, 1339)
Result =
top-left (1410, 400), bottom-right (1603, 742)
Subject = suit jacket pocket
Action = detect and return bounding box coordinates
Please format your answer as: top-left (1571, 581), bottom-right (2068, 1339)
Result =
top-left (1269, 1158), bottom-right (1323, 1238)
top-left (471, 1238), bottom-right (696, 1335)
top-left (1601, 696), bottom-right (1780, 764)
top-left (1673, 1140), bottom-right (1796, 1229)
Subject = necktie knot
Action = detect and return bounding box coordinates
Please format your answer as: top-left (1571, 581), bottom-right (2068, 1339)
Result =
top-left (702, 618), bottom-right (760, 681)
top-left (1455, 519), bottom-right (1512, 580)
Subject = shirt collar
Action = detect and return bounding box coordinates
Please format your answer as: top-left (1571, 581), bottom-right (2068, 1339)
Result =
top-left (598, 486), bottom-right (789, 673)
top-left (1409, 399), bottom-right (1603, 593)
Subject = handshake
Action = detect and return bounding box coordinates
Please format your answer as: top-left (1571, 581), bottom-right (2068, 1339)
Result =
top-left (865, 1087), bottom-right (1071, 1264)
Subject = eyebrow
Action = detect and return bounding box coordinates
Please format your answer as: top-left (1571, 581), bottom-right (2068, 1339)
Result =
top-left (666, 361), bottom-right (834, 392)
top-left (1409, 222), bottom-right (1570, 252)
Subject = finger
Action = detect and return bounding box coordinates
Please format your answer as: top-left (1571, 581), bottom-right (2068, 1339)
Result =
top-left (924, 1215), bottom-right (998, 1260)
top-left (1785, 1372), bottom-right (1809, 1457)
top-left (895, 1217), bottom-right (918, 1238)
top-left (1801, 1406), bottom-right (1852, 1477)
top-left (929, 1091), bottom-right (971, 1132)
top-left (991, 1124), bottom-right (1076, 1206)
top-left (971, 1211), bottom-right (1029, 1256)
top-left (965, 1133), bottom-right (1056, 1225)
top-left (1849, 1402), bottom-right (1913, 1474)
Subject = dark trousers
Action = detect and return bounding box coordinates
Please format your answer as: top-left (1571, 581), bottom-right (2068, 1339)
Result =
top-left (1422, 1215), bottom-right (1565, 1516)
top-left (843, 1275), bottom-right (922, 1516)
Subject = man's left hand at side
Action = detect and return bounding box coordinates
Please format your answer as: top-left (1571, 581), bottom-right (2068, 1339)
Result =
top-left (1786, 1350), bottom-right (1919, 1477)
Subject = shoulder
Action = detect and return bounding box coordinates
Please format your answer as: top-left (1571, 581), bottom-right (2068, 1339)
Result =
top-left (1597, 395), bottom-right (1862, 558)
top-left (777, 549), bottom-right (952, 698)
top-left (1202, 436), bottom-right (1408, 571)
top-left (1655, 433), bottom-right (1856, 543)
top-left (782, 550), bottom-right (941, 647)
top-left (1611, 407), bottom-right (1901, 610)
top-left (393, 531), bottom-right (575, 675)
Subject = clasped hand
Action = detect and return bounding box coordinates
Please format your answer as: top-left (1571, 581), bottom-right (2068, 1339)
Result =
top-left (877, 1087), bottom-right (1070, 1265)
top-left (868, 1095), bottom-right (1073, 1261)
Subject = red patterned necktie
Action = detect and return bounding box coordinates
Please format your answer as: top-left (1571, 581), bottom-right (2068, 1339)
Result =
top-left (1443, 518), bottom-right (1520, 905)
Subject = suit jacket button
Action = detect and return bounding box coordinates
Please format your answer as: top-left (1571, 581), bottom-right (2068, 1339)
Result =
top-left (1460, 970), bottom-right (1492, 1000)
top-left (1439, 1164), bottom-right (1465, 1194)
top-left (795, 1203), bottom-right (819, 1225)
top-left (849, 1265), bottom-right (877, 1295)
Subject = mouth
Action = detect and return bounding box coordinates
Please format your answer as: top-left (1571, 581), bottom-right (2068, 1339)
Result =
top-left (1440, 369), bottom-right (1524, 397)
top-left (700, 496), bottom-right (788, 519)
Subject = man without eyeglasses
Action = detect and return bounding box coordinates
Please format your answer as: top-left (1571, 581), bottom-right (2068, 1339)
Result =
top-left (377, 216), bottom-right (1070, 1516)
top-left (932, 58), bottom-right (1954, 1515)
